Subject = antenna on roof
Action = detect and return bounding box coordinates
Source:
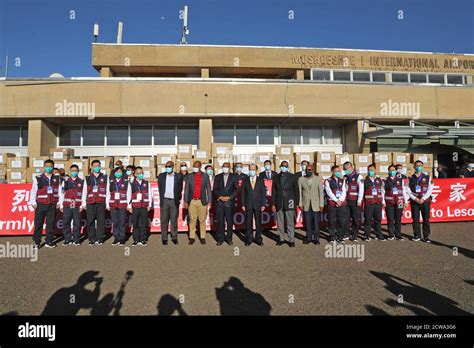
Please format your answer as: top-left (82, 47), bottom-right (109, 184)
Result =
top-left (180, 5), bottom-right (189, 44)
top-left (93, 22), bottom-right (100, 43)
top-left (117, 21), bottom-right (123, 44)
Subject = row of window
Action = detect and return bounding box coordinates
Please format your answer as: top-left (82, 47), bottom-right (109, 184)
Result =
top-left (311, 69), bottom-right (467, 85)
top-left (0, 126), bottom-right (28, 146)
top-left (57, 125), bottom-right (342, 147)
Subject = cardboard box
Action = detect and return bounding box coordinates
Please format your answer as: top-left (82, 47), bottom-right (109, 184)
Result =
top-left (373, 152), bottom-right (392, 164)
top-left (29, 156), bottom-right (49, 168)
top-left (7, 157), bottom-right (28, 169)
top-left (233, 153), bottom-right (255, 163)
top-left (316, 163), bottom-right (333, 174)
top-left (358, 166), bottom-right (368, 175)
top-left (0, 164), bottom-right (7, 177)
top-left (194, 149), bottom-right (209, 160)
top-left (53, 160), bottom-right (68, 170)
top-left (134, 157), bottom-right (155, 168)
top-left (0, 153), bottom-right (16, 165)
top-left (376, 164), bottom-right (390, 175)
top-left (276, 145), bottom-right (294, 156)
top-left (212, 143), bottom-right (233, 157)
top-left (422, 166), bottom-right (433, 175)
top-left (50, 148), bottom-right (74, 160)
top-left (295, 153), bottom-right (315, 164)
top-left (141, 167), bottom-right (157, 180)
top-left (156, 155), bottom-right (176, 166)
top-left (392, 152), bottom-right (409, 164)
top-left (316, 152), bottom-right (336, 163)
top-left (177, 144), bottom-right (193, 159)
top-left (274, 156), bottom-right (292, 170)
top-left (26, 168), bottom-right (43, 183)
top-left (412, 154), bottom-right (434, 165)
top-left (113, 156), bottom-right (133, 167)
top-left (212, 157), bottom-right (233, 168)
top-left (176, 159), bottom-right (192, 171)
top-left (90, 157), bottom-right (113, 169)
top-left (254, 152), bottom-right (273, 164)
top-left (336, 154), bottom-right (354, 166)
top-left (7, 169), bottom-right (26, 183)
top-left (67, 159), bottom-right (89, 171)
top-left (354, 154), bottom-right (371, 166)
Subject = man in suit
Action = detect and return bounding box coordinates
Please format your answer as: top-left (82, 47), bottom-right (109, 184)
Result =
top-left (241, 164), bottom-right (267, 246)
top-left (298, 163), bottom-right (325, 245)
top-left (183, 160), bottom-right (212, 245)
top-left (271, 160), bottom-right (299, 247)
top-left (158, 160), bottom-right (184, 245)
top-left (296, 160), bottom-right (310, 178)
top-left (258, 159), bottom-right (277, 181)
top-left (213, 162), bottom-right (239, 245)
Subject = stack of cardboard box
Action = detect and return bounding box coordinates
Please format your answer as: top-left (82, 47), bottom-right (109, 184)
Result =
top-left (412, 153), bottom-right (434, 175)
top-left (67, 159), bottom-right (90, 179)
top-left (89, 157), bottom-right (113, 176)
top-left (274, 145), bottom-right (294, 171)
top-left (134, 156), bottom-right (156, 179)
top-left (176, 144), bottom-right (193, 173)
top-left (7, 155), bottom-right (28, 184)
top-left (373, 152), bottom-right (392, 176)
top-left (0, 153), bottom-right (15, 182)
top-left (353, 154), bottom-right (370, 175)
top-left (315, 152), bottom-right (335, 179)
top-left (212, 143), bottom-right (233, 172)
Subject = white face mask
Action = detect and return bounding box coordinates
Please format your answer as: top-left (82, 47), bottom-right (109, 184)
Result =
top-left (222, 167), bottom-right (230, 174)
top-left (192, 167), bottom-right (200, 173)
top-left (180, 166), bottom-right (187, 171)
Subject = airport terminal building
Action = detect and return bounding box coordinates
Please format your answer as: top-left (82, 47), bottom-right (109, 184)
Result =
top-left (0, 43), bottom-right (473, 170)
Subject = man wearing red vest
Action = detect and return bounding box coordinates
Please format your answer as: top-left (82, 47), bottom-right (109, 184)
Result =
top-left (59, 164), bottom-right (84, 246)
top-left (81, 159), bottom-right (108, 246)
top-left (363, 164), bottom-right (386, 241)
top-left (29, 159), bottom-right (61, 248)
top-left (130, 166), bottom-right (152, 246)
top-left (106, 167), bottom-right (132, 245)
top-left (342, 161), bottom-right (364, 241)
top-left (407, 160), bottom-right (434, 242)
top-left (384, 164), bottom-right (409, 241)
top-left (324, 165), bottom-right (347, 243)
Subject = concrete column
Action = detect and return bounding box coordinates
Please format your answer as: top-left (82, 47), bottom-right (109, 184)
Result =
top-left (201, 68), bottom-right (210, 78)
top-left (100, 67), bottom-right (114, 77)
top-left (295, 69), bottom-right (305, 80)
top-left (199, 119), bottom-right (212, 155)
top-left (28, 120), bottom-right (57, 157)
top-left (343, 120), bottom-right (365, 153)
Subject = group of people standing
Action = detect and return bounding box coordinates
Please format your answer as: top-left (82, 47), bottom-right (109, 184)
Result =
top-left (29, 157), bottom-right (435, 249)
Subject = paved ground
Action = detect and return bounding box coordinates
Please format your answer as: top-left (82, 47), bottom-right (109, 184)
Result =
top-left (0, 222), bottom-right (472, 316)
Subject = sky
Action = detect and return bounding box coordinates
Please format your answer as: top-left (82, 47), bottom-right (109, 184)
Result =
top-left (0, 0), bottom-right (473, 77)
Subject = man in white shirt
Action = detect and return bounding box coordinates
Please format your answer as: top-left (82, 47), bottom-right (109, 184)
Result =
top-left (324, 165), bottom-right (348, 243)
top-left (342, 161), bottom-right (364, 241)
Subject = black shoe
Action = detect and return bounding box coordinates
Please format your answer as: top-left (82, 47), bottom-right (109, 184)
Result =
top-left (189, 239), bottom-right (195, 245)
top-left (363, 237), bottom-right (371, 242)
top-left (395, 236), bottom-right (404, 241)
top-left (256, 240), bottom-right (264, 246)
top-left (111, 239), bottom-right (119, 246)
top-left (276, 240), bottom-right (284, 246)
top-left (336, 238), bottom-right (345, 244)
top-left (376, 237), bottom-right (386, 241)
top-left (88, 240), bottom-right (95, 246)
top-left (172, 239), bottom-right (178, 245)
top-left (216, 241), bottom-right (223, 246)
top-left (303, 240), bottom-right (310, 245)
top-left (72, 241), bottom-right (80, 246)
top-left (328, 237), bottom-right (336, 243)
top-left (119, 241), bottom-right (126, 246)
top-left (244, 242), bottom-right (251, 246)
top-left (62, 241), bottom-right (71, 246)
top-left (162, 240), bottom-right (168, 246)
top-left (45, 242), bottom-right (56, 248)
top-left (227, 240), bottom-right (233, 246)
top-left (33, 243), bottom-right (41, 249)
top-left (412, 237), bottom-right (421, 242)
top-left (140, 241), bottom-right (148, 246)
top-left (289, 242), bottom-right (296, 248)
top-left (132, 241), bottom-right (139, 247)
top-left (423, 238), bottom-right (431, 243)
top-left (96, 239), bottom-right (104, 245)
top-left (313, 240), bottom-right (320, 245)
top-left (200, 238), bottom-right (206, 245)
top-left (387, 236), bottom-right (395, 241)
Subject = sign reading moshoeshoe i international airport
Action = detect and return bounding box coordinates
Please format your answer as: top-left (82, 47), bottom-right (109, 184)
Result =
top-left (0, 179), bottom-right (473, 236)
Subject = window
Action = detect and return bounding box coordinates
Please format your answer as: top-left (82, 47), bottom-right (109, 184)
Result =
top-left (302, 126), bottom-right (322, 145)
top-left (353, 72), bottom-right (370, 82)
top-left (333, 71), bottom-right (351, 81)
top-left (106, 126), bottom-right (128, 146)
top-left (131, 126), bottom-right (152, 146)
top-left (177, 126), bottom-right (198, 145)
top-left (258, 126), bottom-right (275, 145)
top-left (410, 74), bottom-right (427, 83)
top-left (82, 126), bottom-right (105, 146)
top-left (21, 126), bottom-right (28, 146)
top-left (392, 73), bottom-right (409, 83)
top-left (447, 75), bottom-right (464, 85)
top-left (236, 126), bottom-right (257, 145)
top-left (280, 126), bottom-right (301, 145)
top-left (428, 74), bottom-right (444, 84)
top-left (324, 126), bottom-right (342, 145)
top-left (213, 126), bottom-right (234, 143)
top-left (154, 126), bottom-right (175, 145)
top-left (0, 126), bottom-right (20, 146)
top-left (372, 72), bottom-right (386, 82)
top-left (59, 126), bottom-right (81, 146)
top-left (312, 70), bottom-right (330, 81)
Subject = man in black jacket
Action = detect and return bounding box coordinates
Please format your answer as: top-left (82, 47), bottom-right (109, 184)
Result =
top-left (271, 161), bottom-right (299, 247)
top-left (158, 161), bottom-right (184, 245)
top-left (241, 164), bottom-right (267, 246)
top-left (213, 162), bottom-right (239, 245)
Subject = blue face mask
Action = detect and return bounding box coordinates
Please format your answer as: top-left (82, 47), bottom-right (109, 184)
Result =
top-left (343, 169), bottom-right (351, 176)
top-left (415, 166), bottom-right (423, 173)
top-left (334, 171), bottom-right (341, 178)
top-left (249, 170), bottom-right (256, 177)
top-left (126, 170), bottom-right (132, 176)
top-left (44, 167), bottom-right (53, 174)
top-left (368, 170), bottom-right (375, 177)
top-left (389, 170), bottom-right (396, 177)
top-left (93, 166), bottom-right (101, 173)
top-left (280, 166), bottom-right (289, 173)
top-left (137, 173), bottom-right (144, 180)
top-left (264, 164), bottom-right (271, 171)
top-left (114, 172), bottom-right (123, 179)
top-left (70, 171), bottom-right (78, 178)
top-left (165, 167), bottom-right (173, 174)
top-left (207, 169), bottom-right (214, 175)
top-left (235, 167), bottom-right (242, 173)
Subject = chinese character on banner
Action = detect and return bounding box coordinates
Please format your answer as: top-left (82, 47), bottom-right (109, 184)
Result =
top-left (431, 184), bottom-right (442, 203)
top-left (449, 183), bottom-right (467, 203)
top-left (11, 189), bottom-right (34, 213)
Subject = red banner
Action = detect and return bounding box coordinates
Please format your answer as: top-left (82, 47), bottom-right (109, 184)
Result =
top-left (0, 178), bottom-right (473, 236)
